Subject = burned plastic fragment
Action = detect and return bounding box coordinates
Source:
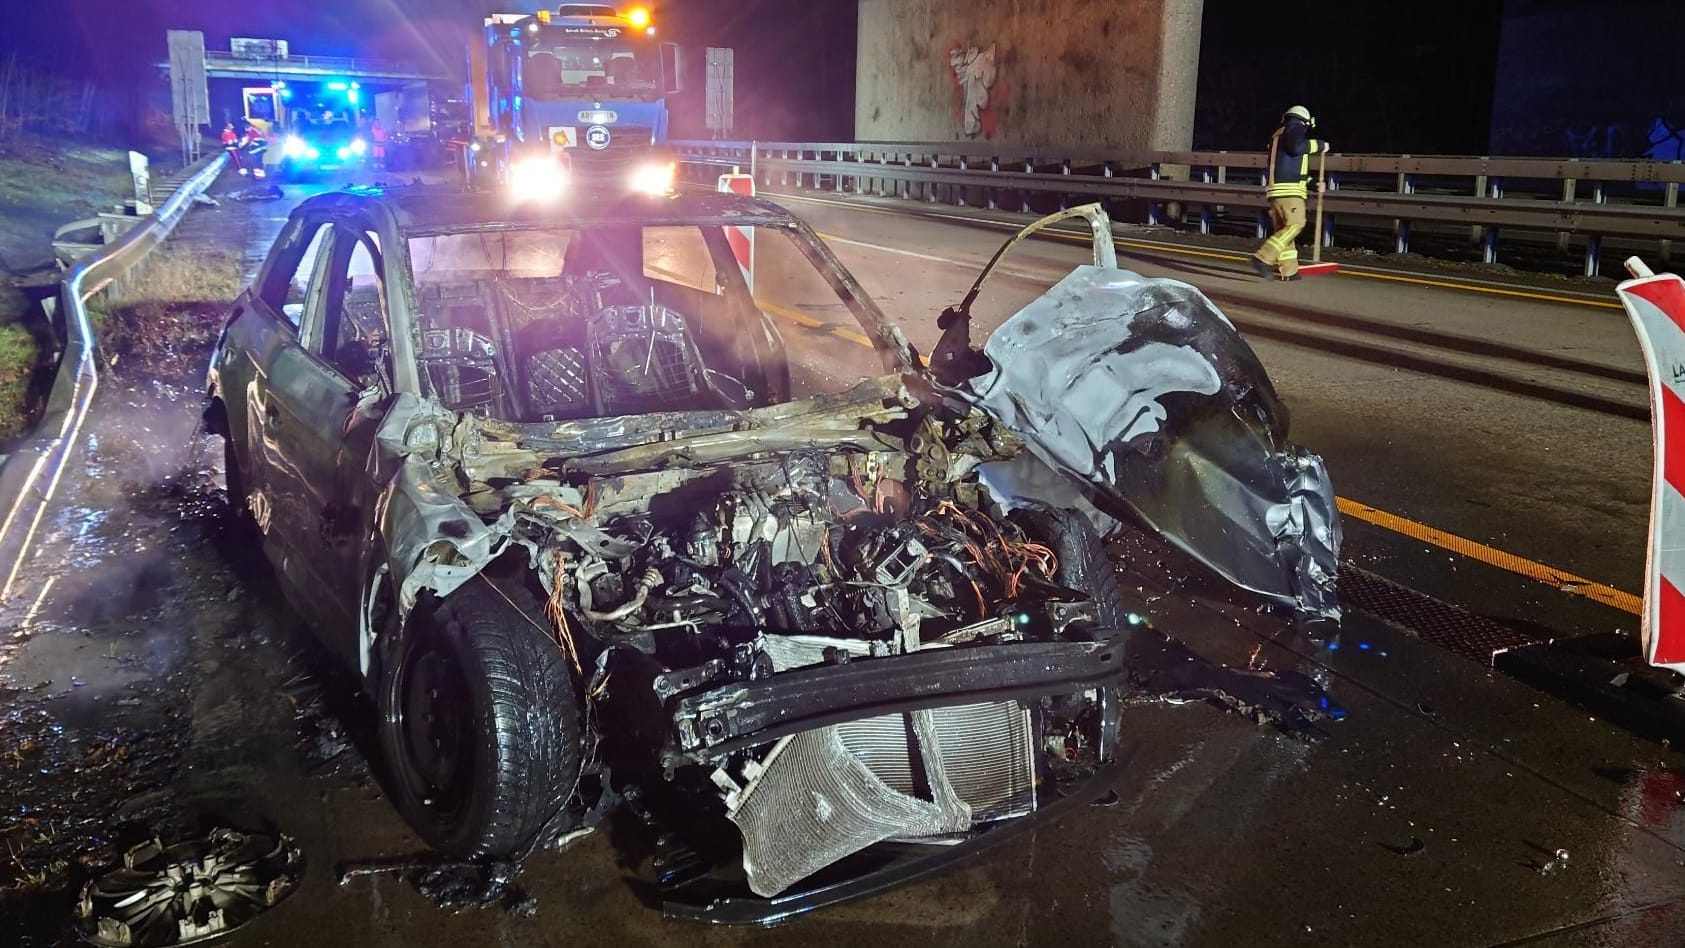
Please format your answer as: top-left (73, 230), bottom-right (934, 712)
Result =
top-left (73, 828), bottom-right (302, 947)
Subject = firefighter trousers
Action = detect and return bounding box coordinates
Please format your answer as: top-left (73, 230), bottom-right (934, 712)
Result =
top-left (1253, 196), bottom-right (1307, 277)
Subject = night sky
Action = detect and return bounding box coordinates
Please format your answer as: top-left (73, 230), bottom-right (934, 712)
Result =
top-left (0, 0), bottom-right (1651, 156)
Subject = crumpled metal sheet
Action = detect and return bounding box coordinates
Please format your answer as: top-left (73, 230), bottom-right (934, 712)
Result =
top-left (729, 715), bottom-right (972, 897)
top-left (964, 265), bottom-right (1341, 620)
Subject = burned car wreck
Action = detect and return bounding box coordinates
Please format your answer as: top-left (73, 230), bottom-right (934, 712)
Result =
top-left (204, 188), bottom-right (1339, 923)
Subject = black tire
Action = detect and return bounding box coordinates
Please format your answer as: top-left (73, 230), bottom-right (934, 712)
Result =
top-left (1009, 504), bottom-right (1134, 639)
top-left (377, 578), bottom-right (582, 857)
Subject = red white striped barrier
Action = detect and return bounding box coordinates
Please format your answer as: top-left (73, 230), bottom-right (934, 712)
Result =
top-left (718, 172), bottom-right (755, 292)
top-left (1617, 256), bottom-right (1685, 674)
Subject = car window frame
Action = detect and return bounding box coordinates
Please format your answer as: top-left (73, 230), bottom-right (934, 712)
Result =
top-left (256, 215), bottom-right (336, 331)
top-left (299, 222), bottom-right (394, 391)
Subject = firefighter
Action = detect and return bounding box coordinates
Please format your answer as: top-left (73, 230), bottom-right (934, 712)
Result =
top-left (1250, 105), bottom-right (1330, 281)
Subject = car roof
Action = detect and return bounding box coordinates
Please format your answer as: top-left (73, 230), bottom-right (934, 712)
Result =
top-left (289, 185), bottom-right (807, 236)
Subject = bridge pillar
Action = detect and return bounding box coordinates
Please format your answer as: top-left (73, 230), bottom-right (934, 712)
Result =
top-left (855, 0), bottom-right (1203, 165)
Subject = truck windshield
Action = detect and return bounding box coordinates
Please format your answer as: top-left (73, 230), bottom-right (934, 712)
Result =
top-left (524, 39), bottom-right (659, 100)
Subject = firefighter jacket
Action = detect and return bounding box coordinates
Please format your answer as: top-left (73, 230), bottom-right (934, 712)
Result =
top-left (1266, 117), bottom-right (1327, 200)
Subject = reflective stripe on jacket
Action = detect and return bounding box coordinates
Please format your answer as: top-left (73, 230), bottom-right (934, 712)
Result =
top-left (1266, 118), bottom-right (1324, 199)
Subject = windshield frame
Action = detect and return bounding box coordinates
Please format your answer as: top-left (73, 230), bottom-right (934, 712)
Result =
top-left (400, 214), bottom-right (917, 374)
top-left (396, 216), bottom-right (919, 425)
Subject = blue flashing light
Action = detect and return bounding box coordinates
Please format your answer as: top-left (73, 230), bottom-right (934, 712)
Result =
top-left (1327, 640), bottom-right (1340, 651)
top-left (1358, 642), bottom-right (1371, 651)
top-left (328, 81), bottom-right (349, 91)
top-left (347, 89), bottom-right (359, 104)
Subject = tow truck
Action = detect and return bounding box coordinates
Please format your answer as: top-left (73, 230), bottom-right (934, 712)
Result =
top-left (463, 4), bottom-right (684, 199)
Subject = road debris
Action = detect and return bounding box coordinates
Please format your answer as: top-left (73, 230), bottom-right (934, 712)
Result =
top-left (1537, 848), bottom-right (1570, 876)
top-left (72, 828), bottom-right (302, 947)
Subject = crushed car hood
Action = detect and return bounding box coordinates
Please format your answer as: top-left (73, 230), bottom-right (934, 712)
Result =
top-left (956, 264), bottom-right (1342, 620)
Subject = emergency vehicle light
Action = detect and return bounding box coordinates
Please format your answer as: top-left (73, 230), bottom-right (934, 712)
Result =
top-left (536, 9), bottom-right (551, 23)
top-left (626, 7), bottom-right (651, 28)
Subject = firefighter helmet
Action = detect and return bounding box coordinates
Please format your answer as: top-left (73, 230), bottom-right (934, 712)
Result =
top-left (1284, 105), bottom-right (1314, 126)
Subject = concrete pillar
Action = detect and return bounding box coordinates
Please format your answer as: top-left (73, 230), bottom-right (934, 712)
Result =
top-left (855, 0), bottom-right (1204, 166)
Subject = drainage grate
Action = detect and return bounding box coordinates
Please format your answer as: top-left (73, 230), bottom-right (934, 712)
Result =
top-left (1337, 565), bottom-right (1545, 664)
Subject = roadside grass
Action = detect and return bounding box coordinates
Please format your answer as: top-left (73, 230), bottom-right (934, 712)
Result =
top-left (0, 321), bottom-right (39, 441)
top-left (0, 135), bottom-right (133, 222)
top-left (0, 132), bottom-right (138, 443)
top-left (93, 244), bottom-right (244, 377)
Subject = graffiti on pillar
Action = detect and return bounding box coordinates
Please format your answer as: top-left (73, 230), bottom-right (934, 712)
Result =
top-left (948, 43), bottom-right (998, 138)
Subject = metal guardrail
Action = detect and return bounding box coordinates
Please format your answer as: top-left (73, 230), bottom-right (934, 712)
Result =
top-left (0, 153), bottom-right (228, 602)
top-left (203, 50), bottom-right (440, 79)
top-left (671, 141), bottom-right (1685, 277)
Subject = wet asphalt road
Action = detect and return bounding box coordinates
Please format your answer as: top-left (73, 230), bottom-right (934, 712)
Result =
top-left (0, 169), bottom-right (1682, 948)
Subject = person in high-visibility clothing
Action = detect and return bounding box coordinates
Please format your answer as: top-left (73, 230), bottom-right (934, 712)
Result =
top-left (1250, 105), bottom-right (1330, 281)
top-left (369, 119), bottom-right (389, 170)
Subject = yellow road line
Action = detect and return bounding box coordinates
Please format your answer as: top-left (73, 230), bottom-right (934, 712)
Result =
top-left (831, 327), bottom-right (875, 347)
top-left (1336, 498), bottom-right (1641, 615)
top-left (1340, 269), bottom-right (1624, 310)
top-left (757, 299), bottom-right (825, 328)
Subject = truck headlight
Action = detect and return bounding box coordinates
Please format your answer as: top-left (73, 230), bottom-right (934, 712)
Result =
top-left (509, 156), bottom-right (568, 201)
top-left (630, 161), bottom-right (675, 196)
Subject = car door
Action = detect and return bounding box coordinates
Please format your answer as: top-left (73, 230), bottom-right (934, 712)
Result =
top-left (260, 221), bottom-right (398, 654)
top-left (233, 213), bottom-right (335, 597)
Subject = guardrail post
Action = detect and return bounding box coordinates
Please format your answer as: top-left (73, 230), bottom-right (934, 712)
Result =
top-left (900, 153), bottom-right (912, 200)
top-left (1664, 176), bottom-right (1679, 263)
top-left (1471, 174), bottom-right (1487, 249)
top-left (930, 154), bottom-right (941, 203)
top-left (1146, 163), bottom-right (1161, 227)
top-left (1557, 179), bottom-right (1576, 254)
top-left (1322, 173), bottom-right (1338, 249)
top-left (1484, 177), bottom-right (1503, 263)
top-left (1585, 234), bottom-right (1602, 278)
top-left (1199, 167), bottom-right (1213, 235)
top-left (1395, 173), bottom-right (1413, 253)
top-left (1022, 159), bottom-right (1034, 213)
top-left (988, 157), bottom-right (999, 210)
top-left (1059, 159), bottom-right (1072, 211)
top-left (957, 156), bottom-right (969, 206)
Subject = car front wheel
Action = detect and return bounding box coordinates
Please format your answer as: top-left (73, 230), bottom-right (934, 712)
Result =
top-left (1009, 504), bottom-right (1136, 643)
top-left (377, 575), bottom-right (583, 857)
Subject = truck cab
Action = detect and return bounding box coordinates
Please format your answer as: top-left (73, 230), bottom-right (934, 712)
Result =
top-left (466, 4), bottom-right (683, 196)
